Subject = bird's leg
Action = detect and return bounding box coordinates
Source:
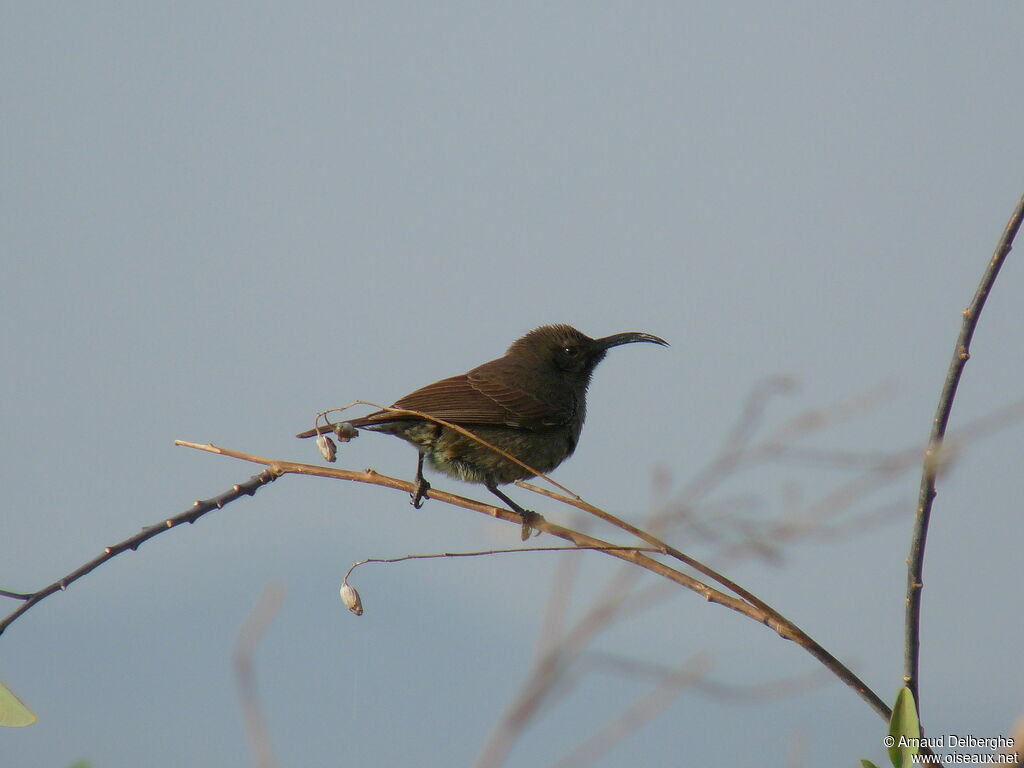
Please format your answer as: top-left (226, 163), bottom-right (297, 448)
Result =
top-left (486, 482), bottom-right (540, 541)
top-left (410, 452), bottom-right (431, 509)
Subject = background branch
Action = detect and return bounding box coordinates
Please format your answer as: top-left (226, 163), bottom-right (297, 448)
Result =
top-left (234, 584), bottom-right (286, 768)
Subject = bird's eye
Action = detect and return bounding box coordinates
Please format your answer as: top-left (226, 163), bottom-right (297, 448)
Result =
top-left (562, 345), bottom-right (578, 357)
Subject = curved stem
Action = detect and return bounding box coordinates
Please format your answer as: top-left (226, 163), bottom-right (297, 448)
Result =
top-left (903, 193), bottom-right (1024, 711)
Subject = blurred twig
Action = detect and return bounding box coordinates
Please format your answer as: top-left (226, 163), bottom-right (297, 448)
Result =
top-left (580, 650), bottom-right (832, 702)
top-left (235, 584), bottom-right (286, 768)
top-left (545, 652), bottom-right (830, 768)
top-left (546, 653), bottom-right (713, 768)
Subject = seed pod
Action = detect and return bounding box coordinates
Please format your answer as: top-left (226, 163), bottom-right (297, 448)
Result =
top-left (316, 434), bottom-right (337, 462)
top-left (340, 582), bottom-right (363, 616)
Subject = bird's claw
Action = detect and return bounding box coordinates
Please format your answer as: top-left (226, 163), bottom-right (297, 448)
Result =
top-left (519, 509), bottom-right (540, 541)
top-left (410, 476), bottom-right (431, 509)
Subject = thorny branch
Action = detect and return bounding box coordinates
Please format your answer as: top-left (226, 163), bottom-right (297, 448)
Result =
top-left (0, 469), bottom-right (279, 637)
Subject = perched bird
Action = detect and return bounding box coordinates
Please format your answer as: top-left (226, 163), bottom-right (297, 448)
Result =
top-left (297, 324), bottom-right (668, 537)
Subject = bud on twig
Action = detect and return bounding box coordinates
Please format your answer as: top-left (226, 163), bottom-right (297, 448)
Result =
top-left (316, 434), bottom-right (337, 462)
top-left (333, 422), bottom-right (358, 442)
top-left (340, 581), bottom-right (363, 616)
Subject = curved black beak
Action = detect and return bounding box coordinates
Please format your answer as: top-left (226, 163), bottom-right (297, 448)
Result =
top-left (594, 331), bottom-right (670, 351)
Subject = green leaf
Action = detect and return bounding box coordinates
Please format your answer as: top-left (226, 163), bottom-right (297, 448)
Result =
top-left (0, 679), bottom-right (37, 727)
top-left (861, 760), bottom-right (881, 768)
top-left (888, 687), bottom-right (921, 768)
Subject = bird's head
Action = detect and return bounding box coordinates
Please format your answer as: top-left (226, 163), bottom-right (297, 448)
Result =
top-left (508, 324), bottom-right (669, 382)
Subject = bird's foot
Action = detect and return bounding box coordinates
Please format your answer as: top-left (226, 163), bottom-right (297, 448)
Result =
top-left (486, 484), bottom-right (542, 540)
top-left (518, 509), bottom-right (540, 541)
top-left (410, 476), bottom-right (432, 509)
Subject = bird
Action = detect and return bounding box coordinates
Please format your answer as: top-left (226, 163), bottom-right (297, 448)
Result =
top-left (297, 324), bottom-right (668, 538)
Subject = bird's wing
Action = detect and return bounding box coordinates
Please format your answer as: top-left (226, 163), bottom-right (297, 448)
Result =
top-left (466, 364), bottom-right (575, 429)
top-left (385, 374), bottom-right (518, 425)
top-left (369, 359), bottom-right (574, 431)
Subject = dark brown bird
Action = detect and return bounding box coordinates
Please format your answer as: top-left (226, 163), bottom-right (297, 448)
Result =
top-left (297, 324), bottom-right (668, 537)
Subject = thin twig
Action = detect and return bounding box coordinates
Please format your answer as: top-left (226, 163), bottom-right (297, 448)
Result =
top-left (343, 545), bottom-right (663, 583)
top-left (904, 193), bottom-right (1024, 711)
top-left (0, 469), bottom-right (279, 637)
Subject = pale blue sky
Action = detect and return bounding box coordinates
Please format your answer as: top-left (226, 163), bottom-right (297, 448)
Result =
top-left (3, 3), bottom-right (1022, 766)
